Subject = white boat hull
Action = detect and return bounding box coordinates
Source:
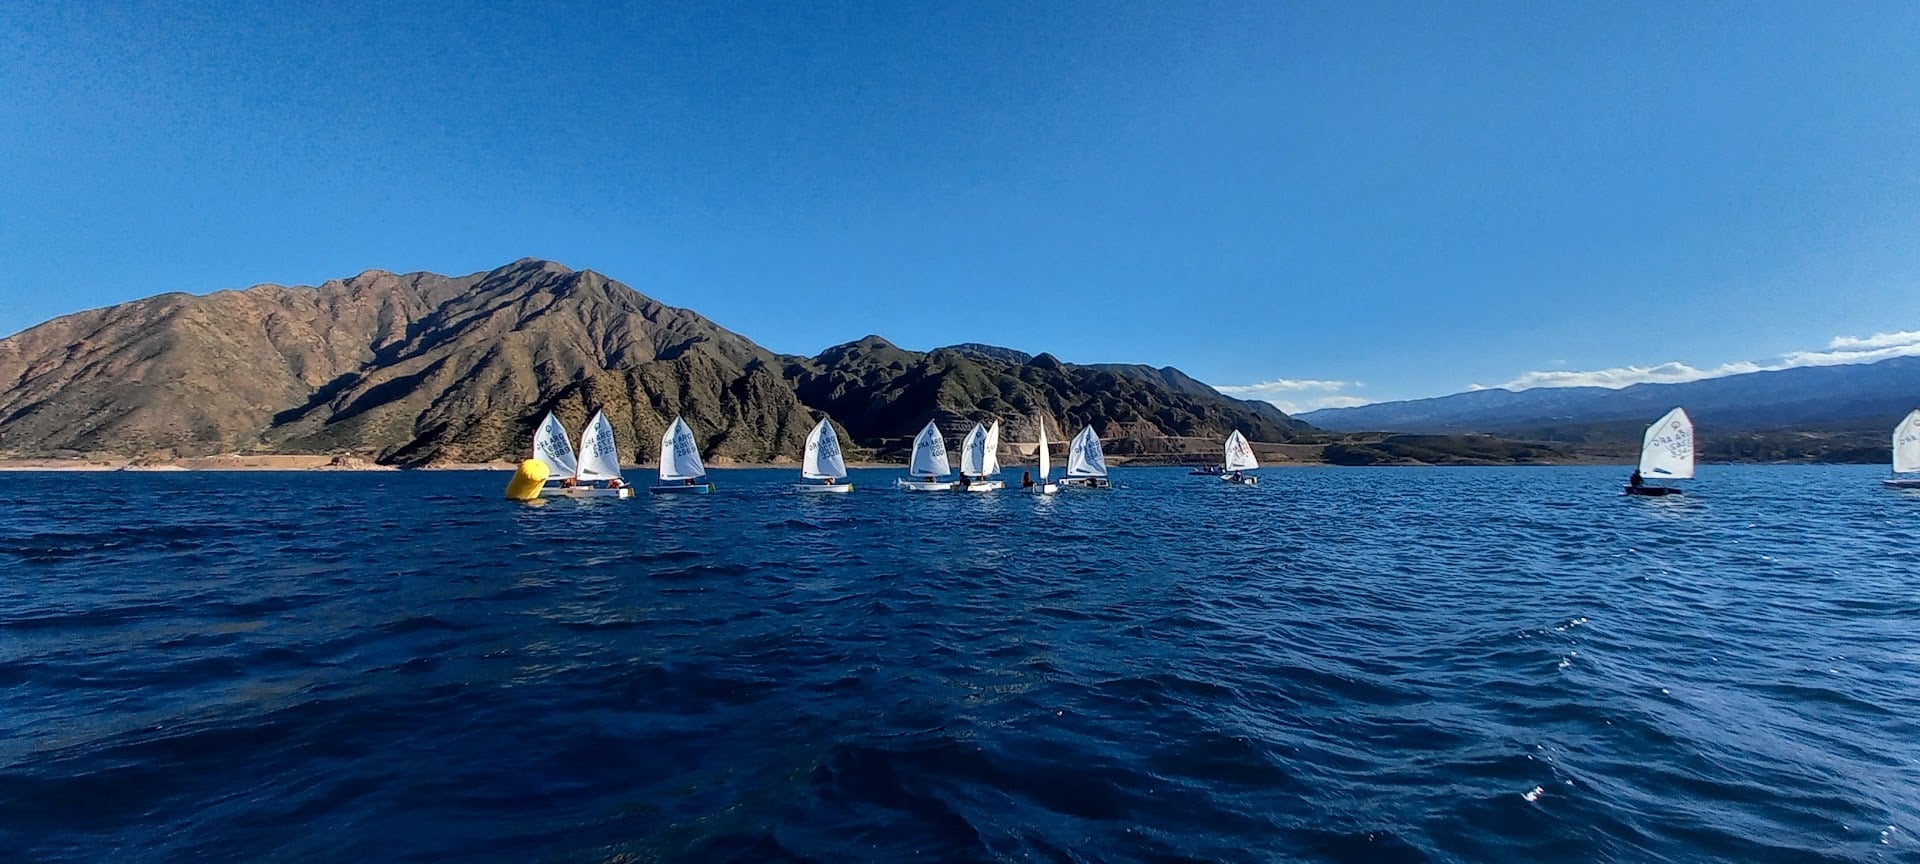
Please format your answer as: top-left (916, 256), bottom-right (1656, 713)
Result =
top-left (1883, 477), bottom-right (1920, 488)
top-left (1223, 474), bottom-right (1258, 486)
top-left (540, 485), bottom-right (633, 498)
top-left (897, 479), bottom-right (954, 492)
top-left (960, 480), bottom-right (1005, 492)
top-left (1028, 483), bottom-right (1057, 495)
top-left (1059, 477), bottom-right (1110, 489)
top-left (650, 483), bottom-right (715, 495)
top-left (796, 482), bottom-right (854, 493)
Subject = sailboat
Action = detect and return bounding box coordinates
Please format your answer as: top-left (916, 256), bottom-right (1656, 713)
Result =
top-left (1028, 425), bottom-right (1057, 494)
top-left (1222, 429), bottom-right (1259, 485)
top-left (1059, 425), bottom-right (1111, 489)
top-left (797, 417), bottom-right (853, 492)
top-left (957, 421), bottom-right (1006, 492)
top-left (651, 416), bottom-right (714, 494)
top-left (897, 420), bottom-right (955, 491)
top-left (1625, 406), bottom-right (1692, 496)
top-left (565, 410), bottom-right (634, 498)
top-left (1883, 409), bottom-right (1920, 488)
top-left (531, 411), bottom-right (581, 496)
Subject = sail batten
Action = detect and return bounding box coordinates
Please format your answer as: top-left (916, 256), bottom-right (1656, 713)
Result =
top-left (658, 416), bottom-right (706, 481)
top-left (1893, 409), bottom-right (1920, 475)
top-left (803, 417), bottom-right (847, 480)
top-left (1067, 426), bottom-right (1107, 477)
top-left (574, 411), bottom-right (623, 482)
top-left (533, 412), bottom-right (580, 479)
top-left (1638, 407), bottom-right (1694, 479)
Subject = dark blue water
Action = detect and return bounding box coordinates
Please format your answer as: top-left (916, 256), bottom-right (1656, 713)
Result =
top-left (2, 466), bottom-right (1917, 862)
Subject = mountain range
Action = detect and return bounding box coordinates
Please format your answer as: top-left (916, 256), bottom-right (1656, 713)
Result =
top-left (0, 259), bottom-right (1308, 465)
top-left (1297, 359), bottom-right (1920, 439)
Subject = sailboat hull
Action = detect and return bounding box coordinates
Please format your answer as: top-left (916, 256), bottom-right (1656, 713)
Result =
top-left (541, 486), bottom-right (633, 498)
top-left (795, 482), bottom-right (854, 493)
top-left (1059, 477), bottom-right (1111, 489)
top-left (1027, 483), bottom-right (1057, 495)
top-left (1223, 474), bottom-right (1258, 486)
top-left (960, 481), bottom-right (1005, 492)
top-left (1624, 485), bottom-right (1683, 496)
top-left (897, 479), bottom-right (954, 492)
top-left (1882, 478), bottom-right (1920, 488)
top-left (650, 483), bottom-right (715, 495)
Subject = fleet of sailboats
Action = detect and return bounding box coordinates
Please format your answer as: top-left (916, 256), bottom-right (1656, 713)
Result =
top-left (1884, 409), bottom-right (1920, 489)
top-left (1626, 407), bottom-right (1694, 496)
top-left (515, 406), bottom-right (1920, 502)
top-left (652, 416), bottom-right (714, 494)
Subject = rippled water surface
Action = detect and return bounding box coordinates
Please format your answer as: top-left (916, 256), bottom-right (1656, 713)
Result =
top-left (2, 466), bottom-right (1918, 862)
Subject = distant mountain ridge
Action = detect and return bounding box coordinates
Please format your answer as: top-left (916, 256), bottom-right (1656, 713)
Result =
top-left (0, 259), bottom-right (1307, 465)
top-left (1298, 358), bottom-right (1920, 438)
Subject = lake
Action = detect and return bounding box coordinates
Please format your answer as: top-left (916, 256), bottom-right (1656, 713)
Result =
top-left (1, 466), bottom-right (1915, 862)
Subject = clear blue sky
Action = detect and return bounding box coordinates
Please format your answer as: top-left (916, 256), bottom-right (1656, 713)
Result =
top-left (4, 1), bottom-right (1918, 411)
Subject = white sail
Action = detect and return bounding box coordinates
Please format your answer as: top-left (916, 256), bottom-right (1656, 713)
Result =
top-left (1224, 430), bottom-right (1259, 471)
top-left (1893, 409), bottom-right (1920, 475)
top-left (1638, 407), bottom-right (1694, 479)
top-left (532, 411), bottom-right (579, 479)
top-left (909, 420), bottom-right (951, 477)
top-left (1067, 426), bottom-right (1107, 477)
top-left (983, 421), bottom-right (1002, 475)
top-left (575, 411), bottom-right (624, 482)
top-left (959, 423), bottom-right (987, 476)
top-left (1038, 425), bottom-right (1052, 480)
top-left (658, 416), bottom-right (706, 481)
top-left (803, 417), bottom-right (847, 480)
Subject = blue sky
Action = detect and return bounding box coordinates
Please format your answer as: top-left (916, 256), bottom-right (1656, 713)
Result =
top-left (4, 1), bottom-right (1918, 412)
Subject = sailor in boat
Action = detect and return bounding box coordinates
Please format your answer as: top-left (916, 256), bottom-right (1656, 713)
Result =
top-left (1629, 470), bottom-right (1643, 489)
top-left (1022, 470), bottom-right (1034, 489)
top-left (561, 476), bottom-right (578, 489)
top-left (607, 478), bottom-right (624, 490)
top-left (821, 477), bottom-right (836, 486)
top-left (685, 477), bottom-right (697, 486)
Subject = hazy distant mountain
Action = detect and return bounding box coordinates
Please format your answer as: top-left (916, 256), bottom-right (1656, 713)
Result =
top-left (1298, 358), bottom-right (1920, 437)
top-left (0, 259), bottom-right (1305, 465)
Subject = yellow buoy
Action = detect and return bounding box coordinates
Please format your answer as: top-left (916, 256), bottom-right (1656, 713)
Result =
top-left (504, 458), bottom-right (550, 500)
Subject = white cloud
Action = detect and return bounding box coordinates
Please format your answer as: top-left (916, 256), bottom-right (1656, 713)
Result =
top-left (1825, 329), bottom-right (1920, 351)
top-left (1491, 327), bottom-right (1920, 391)
top-left (1779, 329), bottom-right (1920, 368)
top-left (1213, 377), bottom-right (1355, 395)
top-left (1499, 361), bottom-right (1764, 390)
top-left (1213, 378), bottom-right (1368, 414)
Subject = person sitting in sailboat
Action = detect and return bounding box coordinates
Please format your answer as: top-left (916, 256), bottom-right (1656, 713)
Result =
top-left (1629, 470), bottom-right (1643, 488)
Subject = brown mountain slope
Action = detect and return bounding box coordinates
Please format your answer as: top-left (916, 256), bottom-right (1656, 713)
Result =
top-left (265, 259), bottom-right (772, 459)
top-left (0, 259), bottom-right (1309, 465)
top-left (0, 269), bottom-right (473, 455)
